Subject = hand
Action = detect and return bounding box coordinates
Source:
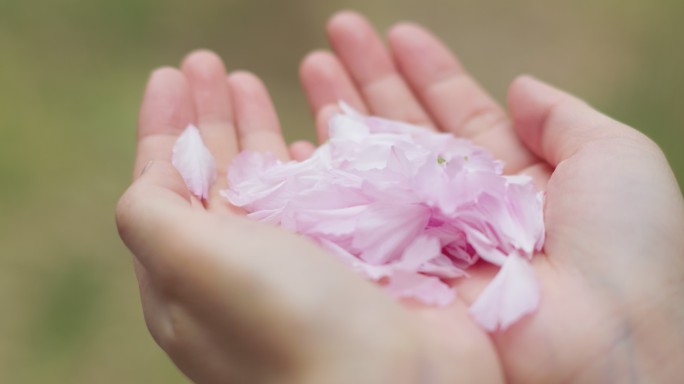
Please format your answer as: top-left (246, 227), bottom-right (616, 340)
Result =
top-left (116, 52), bottom-right (502, 383)
top-left (299, 11), bottom-right (684, 383)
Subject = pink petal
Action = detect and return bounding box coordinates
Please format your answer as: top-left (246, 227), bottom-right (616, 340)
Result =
top-left (396, 235), bottom-right (442, 269)
top-left (172, 125), bottom-right (216, 200)
top-left (397, 236), bottom-right (470, 278)
top-left (418, 255), bottom-right (469, 279)
top-left (294, 205), bottom-right (367, 237)
top-left (227, 150), bottom-right (278, 186)
top-left (353, 203), bottom-right (431, 265)
top-left (384, 272), bottom-right (455, 307)
top-left (317, 238), bottom-right (390, 280)
top-left (469, 252), bottom-right (540, 332)
top-left (223, 105), bottom-right (545, 329)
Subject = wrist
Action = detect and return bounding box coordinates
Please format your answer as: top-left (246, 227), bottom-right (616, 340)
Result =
top-left (569, 300), bottom-right (684, 383)
top-left (627, 302), bottom-right (684, 383)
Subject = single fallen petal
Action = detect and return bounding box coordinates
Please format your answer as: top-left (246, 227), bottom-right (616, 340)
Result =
top-left (172, 125), bottom-right (217, 200)
top-left (469, 252), bottom-right (540, 332)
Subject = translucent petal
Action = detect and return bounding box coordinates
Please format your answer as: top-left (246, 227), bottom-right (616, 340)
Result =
top-left (225, 106), bottom-right (546, 327)
top-left (171, 125), bottom-right (217, 200)
top-left (469, 252), bottom-right (540, 332)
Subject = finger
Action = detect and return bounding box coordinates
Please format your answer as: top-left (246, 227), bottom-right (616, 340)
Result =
top-left (517, 162), bottom-right (553, 191)
top-left (327, 11), bottom-right (433, 127)
top-left (134, 67), bottom-right (195, 178)
top-left (182, 50), bottom-right (239, 162)
top-left (181, 50), bottom-right (240, 209)
top-left (117, 161), bottom-right (217, 287)
top-left (117, 161), bottom-right (193, 273)
top-left (227, 71), bottom-right (290, 161)
top-left (507, 75), bottom-right (642, 167)
top-left (289, 141), bottom-right (316, 161)
top-left (315, 104), bottom-right (340, 142)
top-left (387, 23), bottom-right (537, 172)
top-left (300, 50), bottom-right (367, 118)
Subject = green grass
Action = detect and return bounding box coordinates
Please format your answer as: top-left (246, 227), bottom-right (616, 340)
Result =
top-left (1, 1), bottom-right (682, 382)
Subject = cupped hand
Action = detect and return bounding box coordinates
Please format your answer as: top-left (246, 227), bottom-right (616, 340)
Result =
top-left (116, 51), bottom-right (502, 383)
top-left (299, 11), bottom-right (684, 383)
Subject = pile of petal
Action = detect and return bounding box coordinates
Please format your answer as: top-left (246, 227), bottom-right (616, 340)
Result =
top-left (173, 105), bottom-right (545, 332)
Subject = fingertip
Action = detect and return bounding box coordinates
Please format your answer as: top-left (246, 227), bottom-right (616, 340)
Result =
top-left (387, 21), bottom-right (425, 42)
top-left (327, 10), bottom-right (366, 35)
top-left (145, 66), bottom-right (187, 98)
top-left (227, 70), bottom-right (267, 96)
top-left (180, 49), bottom-right (232, 124)
top-left (299, 50), bottom-right (367, 115)
top-left (227, 69), bottom-right (258, 82)
top-left (148, 66), bottom-right (183, 83)
top-left (507, 75), bottom-right (536, 119)
top-left (507, 75), bottom-right (628, 165)
top-left (387, 21), bottom-right (452, 60)
top-left (387, 22), bottom-right (462, 88)
top-left (289, 141), bottom-right (317, 161)
top-left (181, 49), bottom-right (226, 76)
top-left (507, 75), bottom-right (566, 136)
top-left (316, 104), bottom-right (341, 143)
top-left (510, 74), bottom-right (539, 88)
top-left (325, 10), bottom-right (396, 82)
top-left (508, 75), bottom-right (564, 105)
top-left (139, 66), bottom-right (194, 138)
top-left (299, 50), bottom-right (336, 81)
top-left (227, 69), bottom-right (281, 133)
top-left (508, 75), bottom-right (552, 108)
top-left (227, 70), bottom-right (288, 161)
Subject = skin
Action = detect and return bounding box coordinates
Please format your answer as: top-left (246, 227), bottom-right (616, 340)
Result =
top-left (117, 11), bottom-right (684, 384)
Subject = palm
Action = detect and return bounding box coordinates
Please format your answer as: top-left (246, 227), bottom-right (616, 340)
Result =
top-left (489, 127), bottom-right (684, 383)
top-left (299, 11), bottom-right (684, 384)
top-left (125, 11), bottom-right (684, 384)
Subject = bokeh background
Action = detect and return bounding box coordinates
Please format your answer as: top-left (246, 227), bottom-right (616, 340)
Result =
top-left (1, 0), bottom-right (682, 382)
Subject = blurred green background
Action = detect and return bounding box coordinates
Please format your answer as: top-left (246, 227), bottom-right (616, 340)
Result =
top-left (1, 0), bottom-right (682, 382)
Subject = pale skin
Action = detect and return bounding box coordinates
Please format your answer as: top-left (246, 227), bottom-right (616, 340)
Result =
top-left (116, 11), bottom-right (684, 384)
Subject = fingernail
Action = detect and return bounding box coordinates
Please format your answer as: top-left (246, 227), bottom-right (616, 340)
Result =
top-left (140, 161), bottom-right (155, 176)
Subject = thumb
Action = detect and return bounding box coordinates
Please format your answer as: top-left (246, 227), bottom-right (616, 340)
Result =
top-left (116, 161), bottom-right (192, 267)
top-left (507, 75), bottom-right (649, 167)
top-left (134, 160), bottom-right (192, 202)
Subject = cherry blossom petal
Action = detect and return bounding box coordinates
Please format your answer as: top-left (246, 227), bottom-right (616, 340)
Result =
top-left (221, 105), bottom-right (546, 329)
top-left (469, 252), bottom-right (540, 332)
top-left (171, 124), bottom-right (216, 200)
top-left (353, 203), bottom-right (431, 265)
top-left (384, 272), bottom-right (455, 307)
